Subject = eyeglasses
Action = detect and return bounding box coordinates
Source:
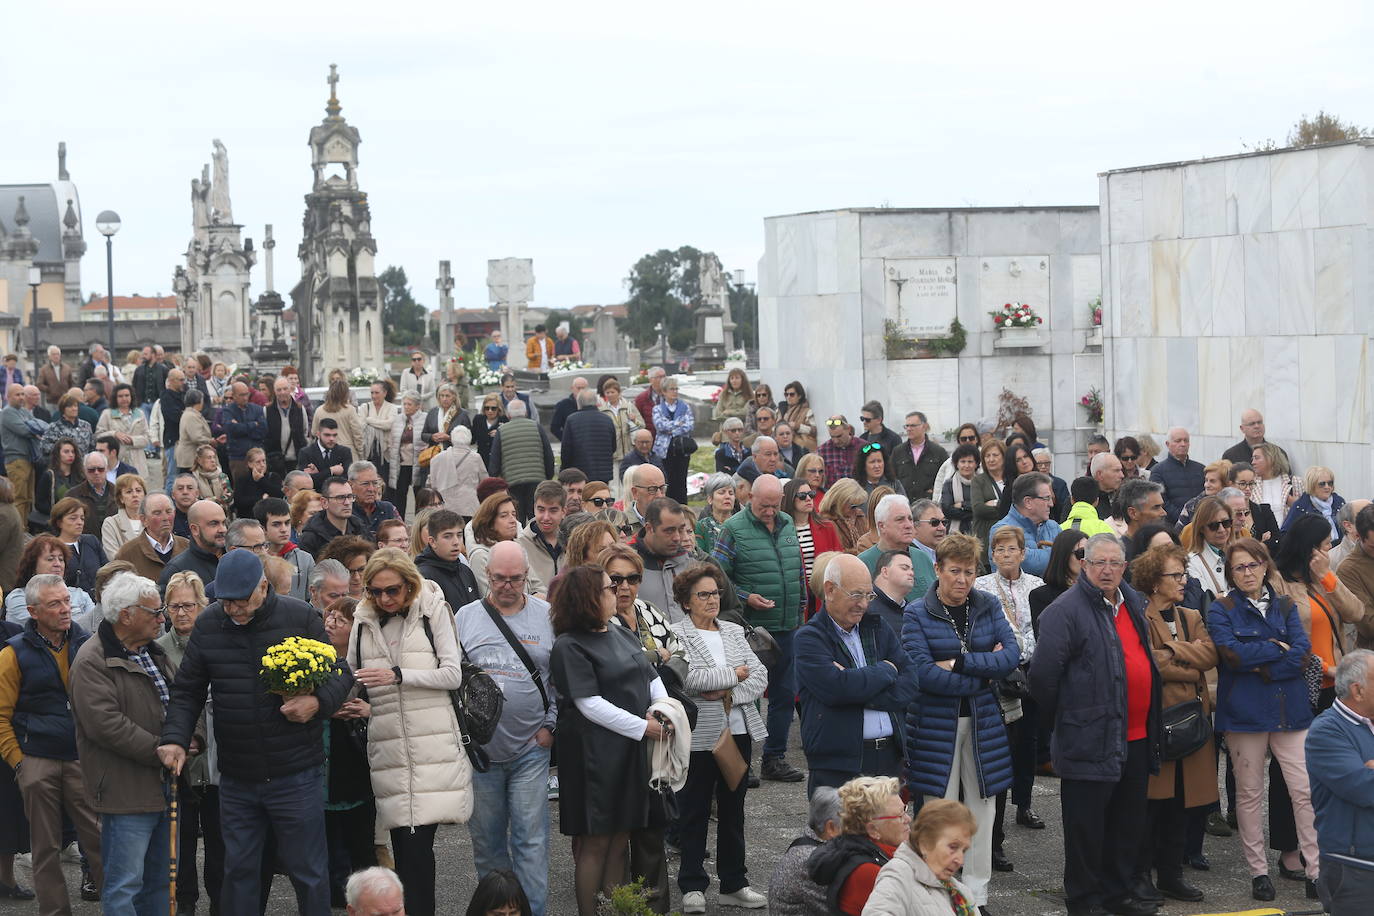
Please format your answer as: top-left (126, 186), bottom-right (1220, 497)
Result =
top-left (490, 574), bottom-right (527, 587)
top-left (355, 479), bottom-right (382, 488)
top-left (957, 435), bottom-right (978, 444)
top-left (1160, 571), bottom-right (1189, 583)
top-left (1085, 558), bottom-right (1127, 570)
top-left (1119, 453), bottom-right (1138, 461)
top-left (919, 518), bottom-right (947, 528)
top-left (164, 602), bottom-right (199, 614)
top-left (795, 490), bottom-right (815, 501)
top-left (860, 442), bottom-right (883, 455)
top-left (1231, 561), bottom-right (1264, 575)
top-left (870, 811), bottom-right (912, 823)
top-left (1232, 509), bottom-right (1252, 519)
top-left (327, 494), bottom-right (356, 502)
top-left (694, 589), bottom-right (721, 601)
top-left (132, 604), bottom-right (167, 618)
top-left (845, 591), bottom-right (877, 603)
top-left (346, 564), bottom-right (367, 576)
top-left (1205, 519), bottom-right (1233, 532)
top-left (482, 406), bottom-right (501, 412)
top-left (1317, 480), bottom-right (1334, 487)
top-left (826, 418), bottom-right (847, 427)
top-left (635, 484), bottom-right (666, 495)
top-left (785, 391), bottom-right (799, 398)
top-left (588, 496), bottom-right (613, 507)
top-left (365, 584), bottom-right (405, 599)
top-left (1073, 548), bottom-right (1086, 560)
top-left (848, 503), bottom-right (865, 512)
top-left (1025, 493), bottom-right (1053, 502)
top-left (240, 542), bottom-right (269, 553)
top-left (992, 546), bottom-right (1022, 556)
top-left (609, 574), bottom-right (643, 588)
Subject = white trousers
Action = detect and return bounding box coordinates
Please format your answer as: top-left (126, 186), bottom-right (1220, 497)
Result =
top-left (923, 715), bottom-right (997, 905)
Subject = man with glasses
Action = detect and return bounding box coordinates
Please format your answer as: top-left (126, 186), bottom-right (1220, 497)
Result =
top-left (1149, 428), bottom-right (1205, 524)
top-left (1030, 533), bottom-right (1161, 916)
top-left (0, 574), bottom-right (103, 913)
top-left (743, 404), bottom-right (778, 448)
top-left (735, 435), bottom-right (791, 483)
top-left (68, 452), bottom-right (117, 535)
top-left (348, 461), bottom-right (398, 540)
top-left (794, 553), bottom-right (916, 793)
top-left (713, 475), bottom-right (807, 782)
top-left (1034, 448), bottom-right (1071, 523)
top-left (991, 473), bottom-right (1063, 577)
top-left (619, 429), bottom-right (663, 492)
top-left (159, 499), bottom-right (227, 595)
top-left (70, 572), bottom-right (181, 915)
top-left (817, 415), bottom-right (860, 490)
top-left (624, 463), bottom-right (668, 531)
top-left (857, 400), bottom-right (902, 455)
top-left (890, 410), bottom-right (946, 502)
top-left (1222, 409), bottom-right (1289, 466)
top-left (909, 499), bottom-right (947, 566)
top-left (454, 541), bottom-right (555, 916)
top-left (399, 351), bottom-right (437, 411)
top-left (298, 477), bottom-right (369, 557)
top-left (858, 494), bottom-right (937, 603)
top-left (116, 493), bottom-right (189, 583)
top-left (159, 550), bottom-right (353, 916)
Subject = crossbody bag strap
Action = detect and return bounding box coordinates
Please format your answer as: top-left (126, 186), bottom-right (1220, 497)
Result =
top-left (482, 599), bottom-right (550, 712)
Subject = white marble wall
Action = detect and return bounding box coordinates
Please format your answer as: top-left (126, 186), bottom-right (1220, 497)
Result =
top-left (758, 207), bottom-right (1103, 472)
top-left (1101, 140), bottom-right (1374, 493)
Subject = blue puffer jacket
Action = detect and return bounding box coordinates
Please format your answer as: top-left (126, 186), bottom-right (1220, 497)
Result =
top-left (1281, 492), bottom-right (1345, 545)
top-left (1029, 575), bottom-right (1162, 782)
top-left (902, 586), bottom-right (1019, 798)
top-left (1208, 586), bottom-right (1312, 733)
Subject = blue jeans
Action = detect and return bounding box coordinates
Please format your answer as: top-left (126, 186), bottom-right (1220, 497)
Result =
top-left (219, 767), bottom-right (330, 916)
top-left (763, 627), bottom-right (796, 759)
top-left (163, 447), bottom-right (177, 494)
top-left (469, 743), bottom-right (550, 916)
top-left (101, 809), bottom-right (170, 916)
top-left (1320, 858), bottom-right (1374, 916)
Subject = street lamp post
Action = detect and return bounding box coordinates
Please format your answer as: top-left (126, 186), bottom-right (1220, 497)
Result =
top-left (27, 267), bottom-right (41, 380)
top-left (96, 210), bottom-right (121, 357)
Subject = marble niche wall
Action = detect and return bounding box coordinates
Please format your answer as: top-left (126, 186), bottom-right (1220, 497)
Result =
top-left (757, 207), bottom-right (1103, 474)
top-left (1100, 139), bottom-right (1373, 491)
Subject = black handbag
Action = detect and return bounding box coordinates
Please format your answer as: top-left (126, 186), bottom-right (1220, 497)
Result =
top-left (994, 665), bottom-right (1032, 701)
top-left (742, 622), bottom-right (781, 670)
top-left (667, 434), bottom-right (697, 457)
top-left (1159, 613), bottom-right (1213, 761)
top-left (418, 618), bottom-right (505, 773)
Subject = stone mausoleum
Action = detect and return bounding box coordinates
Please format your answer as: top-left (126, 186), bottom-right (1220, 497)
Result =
top-left (757, 206), bottom-right (1104, 475)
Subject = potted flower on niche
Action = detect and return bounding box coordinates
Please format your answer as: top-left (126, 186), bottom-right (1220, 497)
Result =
top-left (1080, 387), bottom-right (1104, 429)
top-left (1085, 297), bottom-right (1104, 348)
top-left (989, 302), bottom-right (1046, 348)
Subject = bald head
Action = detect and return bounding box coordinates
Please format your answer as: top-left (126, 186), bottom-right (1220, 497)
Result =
top-left (823, 554), bottom-right (875, 628)
top-left (750, 475), bottom-right (783, 529)
top-left (6, 384), bottom-right (23, 407)
top-left (187, 499), bottom-right (227, 552)
top-left (752, 474), bottom-right (783, 501)
top-left (1240, 408), bottom-right (1266, 445)
top-left (488, 540), bottom-right (528, 574)
top-left (487, 541), bottom-right (529, 610)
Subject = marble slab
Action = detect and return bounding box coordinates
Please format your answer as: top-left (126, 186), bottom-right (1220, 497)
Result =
top-left (1114, 242), bottom-right (1152, 338)
top-left (1071, 255), bottom-right (1102, 329)
top-left (859, 211), bottom-right (955, 259)
top-left (813, 217), bottom-right (839, 295)
top-left (1111, 338), bottom-right (1138, 433)
top-left (887, 359), bottom-right (961, 441)
top-left (1334, 336), bottom-right (1369, 443)
top-left (1274, 230), bottom-right (1316, 335)
top-left (979, 256), bottom-right (1052, 332)
top-left (1183, 160), bottom-right (1228, 239)
top-left (1298, 337), bottom-right (1337, 443)
top-left (1212, 236), bottom-right (1246, 334)
top-left (1165, 337), bottom-right (1200, 431)
top-left (1261, 336), bottom-right (1301, 442)
top-left (1318, 143), bottom-right (1366, 228)
top-left (1271, 151), bottom-right (1320, 231)
top-left (1151, 240), bottom-right (1181, 336)
top-left (1178, 239), bottom-right (1213, 338)
top-left (1228, 336), bottom-right (1265, 425)
top-left (1225, 156), bottom-right (1271, 234)
top-left (1144, 169), bottom-right (1184, 240)
top-left (1108, 172), bottom-right (1145, 244)
top-left (885, 258), bottom-right (958, 336)
top-left (1242, 233), bottom-right (1280, 336)
top-left (1314, 227), bottom-right (1356, 334)
top-left (1196, 337), bottom-right (1232, 438)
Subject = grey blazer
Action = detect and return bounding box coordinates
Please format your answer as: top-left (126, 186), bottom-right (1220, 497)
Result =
top-left (670, 618), bottom-right (768, 751)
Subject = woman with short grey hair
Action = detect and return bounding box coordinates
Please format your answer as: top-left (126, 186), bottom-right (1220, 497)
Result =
top-left (767, 787), bottom-right (842, 916)
top-left (694, 473), bottom-right (736, 555)
top-left (387, 394), bottom-right (426, 517)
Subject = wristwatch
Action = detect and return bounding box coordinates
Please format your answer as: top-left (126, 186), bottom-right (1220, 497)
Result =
top-left (391, 666), bottom-right (403, 684)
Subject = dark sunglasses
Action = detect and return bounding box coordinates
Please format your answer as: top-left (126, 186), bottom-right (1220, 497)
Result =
top-left (365, 584), bottom-right (404, 600)
top-left (1073, 548), bottom-right (1086, 560)
top-left (1205, 519), bottom-right (1233, 532)
top-left (588, 496), bottom-right (613, 507)
top-left (1119, 453), bottom-right (1138, 461)
top-left (859, 415), bottom-right (876, 423)
top-left (919, 518), bottom-right (947, 528)
top-left (608, 573), bottom-right (643, 588)
top-left (957, 435), bottom-right (978, 443)
top-left (794, 491), bottom-right (815, 500)
top-left (482, 405), bottom-right (501, 412)
top-left (860, 442), bottom-right (883, 455)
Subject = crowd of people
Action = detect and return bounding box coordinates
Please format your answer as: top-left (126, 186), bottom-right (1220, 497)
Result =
top-left (1, 346), bottom-right (1374, 916)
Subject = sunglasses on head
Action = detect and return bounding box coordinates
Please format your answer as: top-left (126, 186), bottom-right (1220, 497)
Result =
top-left (860, 442), bottom-right (883, 454)
top-left (826, 418), bottom-right (847, 427)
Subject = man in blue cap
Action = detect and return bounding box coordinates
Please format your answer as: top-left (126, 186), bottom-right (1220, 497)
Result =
top-left (158, 550), bottom-right (354, 916)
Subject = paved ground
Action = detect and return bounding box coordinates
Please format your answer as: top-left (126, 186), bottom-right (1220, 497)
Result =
top-left (11, 723), bottom-right (1327, 916)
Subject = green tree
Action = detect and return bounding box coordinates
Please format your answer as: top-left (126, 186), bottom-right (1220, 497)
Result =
top-left (623, 245), bottom-right (741, 354)
top-left (1246, 110), bottom-right (1367, 151)
top-left (378, 266), bottom-right (429, 349)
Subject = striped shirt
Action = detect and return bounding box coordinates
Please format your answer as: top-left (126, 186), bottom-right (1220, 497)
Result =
top-left (796, 523), bottom-right (815, 579)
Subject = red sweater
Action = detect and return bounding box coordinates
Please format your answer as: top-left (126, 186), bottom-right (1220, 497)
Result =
top-left (838, 841), bottom-right (898, 916)
top-left (1115, 601), bottom-right (1152, 741)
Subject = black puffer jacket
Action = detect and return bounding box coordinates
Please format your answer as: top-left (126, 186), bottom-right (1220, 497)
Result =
top-left (559, 405), bottom-right (617, 483)
top-left (414, 547), bottom-right (480, 612)
top-left (806, 832), bottom-right (892, 913)
top-left (160, 591), bottom-right (354, 781)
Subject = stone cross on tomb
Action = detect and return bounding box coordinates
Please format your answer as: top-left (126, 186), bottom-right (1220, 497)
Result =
top-left (262, 224), bottom-right (276, 293)
top-left (487, 258), bottom-right (535, 346)
top-left (436, 261), bottom-right (455, 349)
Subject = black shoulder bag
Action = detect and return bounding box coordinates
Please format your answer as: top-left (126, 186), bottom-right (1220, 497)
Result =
top-left (1159, 611), bottom-right (1213, 761)
top-left (416, 615), bottom-right (505, 773)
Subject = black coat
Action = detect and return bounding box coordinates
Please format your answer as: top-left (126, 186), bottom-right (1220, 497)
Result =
top-left (559, 405), bottom-right (616, 483)
top-left (414, 547), bottom-right (481, 612)
top-left (161, 591), bottom-right (353, 782)
top-left (472, 417), bottom-right (506, 466)
top-left (232, 471), bottom-right (284, 521)
top-left (550, 395), bottom-right (578, 440)
top-left (296, 441), bottom-right (353, 492)
top-left (65, 534), bottom-right (107, 595)
top-left (159, 388), bottom-right (186, 447)
top-left (421, 407), bottom-right (472, 448)
top-left (891, 439), bottom-right (949, 502)
top-left (264, 402), bottom-right (308, 468)
top-left (296, 511), bottom-right (368, 558)
top-left (158, 540), bottom-right (222, 595)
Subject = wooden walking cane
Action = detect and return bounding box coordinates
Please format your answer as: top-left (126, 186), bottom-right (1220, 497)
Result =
top-left (166, 770), bottom-right (180, 915)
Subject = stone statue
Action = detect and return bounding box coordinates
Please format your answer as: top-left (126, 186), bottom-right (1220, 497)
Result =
top-left (698, 253), bottom-right (724, 306)
top-left (191, 176), bottom-right (209, 232)
top-left (210, 139), bottom-right (232, 222)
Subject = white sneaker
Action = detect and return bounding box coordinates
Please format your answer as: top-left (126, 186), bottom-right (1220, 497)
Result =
top-left (547, 770), bottom-right (560, 800)
top-left (718, 886), bottom-right (767, 908)
top-left (682, 890), bottom-right (706, 913)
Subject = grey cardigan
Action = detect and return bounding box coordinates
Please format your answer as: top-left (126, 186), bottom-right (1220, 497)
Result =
top-left (670, 618), bottom-right (768, 750)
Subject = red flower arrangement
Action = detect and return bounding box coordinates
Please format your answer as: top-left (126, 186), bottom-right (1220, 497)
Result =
top-left (989, 302), bottom-right (1044, 329)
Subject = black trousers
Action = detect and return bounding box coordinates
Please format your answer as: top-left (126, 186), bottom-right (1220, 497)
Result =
top-left (676, 738), bottom-right (751, 895)
top-left (1060, 738), bottom-right (1149, 909)
top-left (390, 466), bottom-right (415, 518)
top-left (391, 824), bottom-right (439, 916)
top-left (1140, 764), bottom-right (1189, 880)
top-left (808, 738), bottom-right (902, 798)
top-left (510, 482), bottom-right (537, 524)
top-left (663, 455), bottom-right (690, 504)
top-left (176, 784), bottom-right (225, 910)
top-left (326, 803), bottom-right (378, 902)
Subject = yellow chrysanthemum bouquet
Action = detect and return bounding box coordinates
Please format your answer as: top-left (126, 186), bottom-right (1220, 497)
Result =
top-left (260, 636), bottom-right (339, 696)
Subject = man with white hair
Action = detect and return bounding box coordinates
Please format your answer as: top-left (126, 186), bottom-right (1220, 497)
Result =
top-left (558, 385), bottom-right (615, 483)
top-left (735, 435), bottom-right (791, 483)
top-left (1305, 649), bottom-right (1374, 914)
top-left (307, 559), bottom-right (352, 612)
top-left (858, 494), bottom-right (937, 603)
top-left (454, 541), bottom-right (555, 916)
top-left (345, 866), bottom-right (406, 916)
top-left (635, 366), bottom-right (667, 438)
top-left (768, 786), bottom-right (842, 914)
top-left (488, 397), bottom-right (555, 523)
top-left (36, 345), bottom-right (73, 410)
top-left (70, 573), bottom-right (183, 915)
top-left (794, 553), bottom-right (917, 793)
top-left (1149, 428), bottom-right (1205, 524)
top-left (115, 492), bottom-right (188, 583)
top-left (713, 474), bottom-right (807, 782)
top-left (549, 375), bottom-right (588, 440)
top-left (1091, 451), bottom-right (1125, 521)
top-left (68, 451), bottom-right (117, 535)
top-left (0, 574), bottom-right (103, 912)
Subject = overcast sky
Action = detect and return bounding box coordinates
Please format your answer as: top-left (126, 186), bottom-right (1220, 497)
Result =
top-left (5, 1), bottom-right (1370, 312)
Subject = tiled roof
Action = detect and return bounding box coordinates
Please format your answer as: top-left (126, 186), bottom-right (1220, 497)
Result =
top-left (81, 294), bottom-right (176, 311)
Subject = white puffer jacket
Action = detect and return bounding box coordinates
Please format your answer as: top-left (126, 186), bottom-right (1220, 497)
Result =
top-left (348, 579), bottom-right (472, 830)
top-left (862, 841), bottom-right (974, 916)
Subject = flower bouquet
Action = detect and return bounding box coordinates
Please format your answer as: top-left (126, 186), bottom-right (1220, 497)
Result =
top-left (260, 636), bottom-right (338, 696)
top-left (1080, 388), bottom-right (1104, 425)
top-left (1090, 297), bottom-right (1103, 327)
top-left (989, 302), bottom-right (1044, 329)
top-left (346, 367), bottom-right (383, 388)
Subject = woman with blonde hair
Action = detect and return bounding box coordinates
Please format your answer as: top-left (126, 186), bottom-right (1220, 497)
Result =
top-left (311, 377), bottom-right (365, 457)
top-left (192, 444), bottom-right (233, 513)
top-left (852, 485), bottom-right (894, 554)
top-left (472, 393), bottom-right (507, 466)
top-left (806, 776), bottom-right (908, 915)
top-left (817, 477), bottom-right (868, 553)
top-left (970, 440), bottom-right (1010, 555)
top-left (289, 488), bottom-right (323, 533)
top-left (794, 453), bottom-right (827, 498)
top-left (1249, 442), bottom-right (1301, 523)
top-left (864, 800), bottom-right (978, 916)
top-left (1182, 496), bottom-right (1232, 604)
top-left (101, 473), bottom-right (147, 556)
top-left (349, 548), bottom-right (470, 916)
top-left (1176, 459), bottom-right (1231, 529)
top-left (1281, 466), bottom-right (1346, 545)
top-left (597, 378), bottom-right (643, 477)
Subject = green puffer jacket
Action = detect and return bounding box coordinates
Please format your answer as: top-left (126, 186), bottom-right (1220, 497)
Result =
top-left (711, 508), bottom-right (805, 632)
top-left (490, 417), bottom-right (552, 485)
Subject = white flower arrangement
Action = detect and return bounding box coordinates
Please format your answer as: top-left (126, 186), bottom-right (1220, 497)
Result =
top-left (726, 348), bottom-right (747, 363)
top-left (346, 367), bottom-right (383, 387)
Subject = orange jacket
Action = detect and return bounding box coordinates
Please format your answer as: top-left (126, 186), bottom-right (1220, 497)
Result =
top-left (525, 335), bottom-right (554, 369)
